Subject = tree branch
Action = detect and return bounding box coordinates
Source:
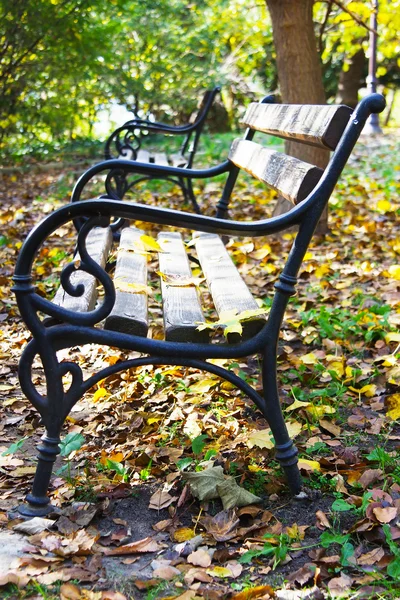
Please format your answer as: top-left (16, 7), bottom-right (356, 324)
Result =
top-left (326, 0), bottom-right (377, 34)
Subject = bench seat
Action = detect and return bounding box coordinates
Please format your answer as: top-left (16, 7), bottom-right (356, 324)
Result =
top-left (119, 149), bottom-right (187, 169)
top-left (53, 226), bottom-right (266, 343)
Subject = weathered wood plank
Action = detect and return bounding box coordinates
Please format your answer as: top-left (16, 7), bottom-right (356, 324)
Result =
top-left (194, 233), bottom-right (266, 342)
top-left (229, 139), bottom-right (323, 204)
top-left (158, 232), bottom-right (209, 343)
top-left (104, 227), bottom-right (148, 336)
top-left (136, 149), bottom-right (151, 163)
top-left (53, 227), bottom-right (113, 313)
top-left (170, 153), bottom-right (187, 168)
top-left (242, 103), bottom-right (352, 150)
top-left (153, 152), bottom-right (169, 166)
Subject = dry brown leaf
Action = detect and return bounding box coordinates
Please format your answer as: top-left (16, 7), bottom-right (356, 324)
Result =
top-left (288, 563), bottom-right (317, 585)
top-left (358, 468), bottom-right (383, 488)
top-left (148, 489), bottom-right (177, 510)
top-left (187, 548), bottom-right (212, 567)
top-left (372, 506), bottom-right (398, 523)
top-left (316, 510), bottom-right (331, 530)
top-left (60, 583), bottom-right (82, 600)
top-left (328, 573), bottom-right (353, 594)
top-left (319, 418), bottom-right (341, 436)
top-left (101, 593), bottom-right (128, 600)
top-left (105, 536), bottom-right (161, 555)
top-left (153, 565), bottom-right (181, 579)
top-left (13, 517), bottom-right (55, 535)
top-left (358, 547), bottom-right (385, 565)
top-left (200, 509), bottom-right (239, 542)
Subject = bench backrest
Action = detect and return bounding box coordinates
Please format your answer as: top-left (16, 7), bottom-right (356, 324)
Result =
top-left (180, 86), bottom-right (221, 166)
top-left (216, 97), bottom-right (354, 217)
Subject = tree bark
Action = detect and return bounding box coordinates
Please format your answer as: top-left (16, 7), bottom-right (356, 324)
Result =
top-left (336, 48), bottom-right (366, 108)
top-left (266, 0), bottom-right (330, 232)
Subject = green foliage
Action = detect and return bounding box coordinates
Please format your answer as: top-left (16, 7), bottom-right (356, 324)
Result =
top-left (191, 434), bottom-right (209, 455)
top-left (59, 432), bottom-right (85, 458)
top-left (1, 436), bottom-right (28, 456)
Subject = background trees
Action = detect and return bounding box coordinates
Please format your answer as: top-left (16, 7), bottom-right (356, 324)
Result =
top-left (0, 0), bottom-right (399, 156)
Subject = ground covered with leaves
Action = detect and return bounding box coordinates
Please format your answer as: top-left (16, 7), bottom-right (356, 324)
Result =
top-left (0, 133), bottom-right (400, 599)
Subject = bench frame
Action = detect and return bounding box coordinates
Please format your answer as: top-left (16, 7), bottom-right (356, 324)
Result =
top-left (103, 87), bottom-right (221, 213)
top-left (13, 94), bottom-right (385, 516)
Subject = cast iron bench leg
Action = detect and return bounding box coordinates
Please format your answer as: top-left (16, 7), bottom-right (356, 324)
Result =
top-left (262, 347), bottom-right (302, 495)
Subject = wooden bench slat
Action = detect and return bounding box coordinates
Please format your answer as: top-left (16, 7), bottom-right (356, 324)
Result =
top-left (194, 233), bottom-right (266, 342)
top-left (104, 227), bottom-right (148, 336)
top-left (158, 232), bottom-right (209, 343)
top-left (153, 152), bottom-right (169, 167)
top-left (170, 153), bottom-right (187, 168)
top-left (229, 139), bottom-right (323, 204)
top-left (53, 227), bottom-right (113, 313)
top-left (136, 149), bottom-right (151, 163)
top-left (242, 103), bottom-right (352, 150)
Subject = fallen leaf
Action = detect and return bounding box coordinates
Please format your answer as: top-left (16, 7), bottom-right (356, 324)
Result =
top-left (13, 517), bottom-right (55, 535)
top-left (328, 573), bottom-right (353, 594)
top-left (60, 583), bottom-right (82, 600)
top-left (200, 509), bottom-right (240, 542)
top-left (183, 465), bottom-right (225, 501)
top-left (149, 489), bottom-right (177, 510)
top-left (173, 527), bottom-right (196, 542)
top-left (105, 536), bottom-right (161, 555)
top-left (217, 478), bottom-right (261, 510)
top-left (187, 548), bottom-right (212, 567)
top-left (358, 547), bottom-right (385, 565)
top-left (372, 506), bottom-right (397, 523)
top-left (230, 585), bottom-right (275, 600)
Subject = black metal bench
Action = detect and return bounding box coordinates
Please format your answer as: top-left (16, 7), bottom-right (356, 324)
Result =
top-left (103, 87), bottom-right (221, 213)
top-left (13, 93), bottom-right (385, 517)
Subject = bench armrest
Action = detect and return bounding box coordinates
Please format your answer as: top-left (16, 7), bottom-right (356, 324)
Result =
top-left (71, 159), bottom-right (233, 202)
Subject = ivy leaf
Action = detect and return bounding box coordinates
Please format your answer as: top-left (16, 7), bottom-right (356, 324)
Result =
top-left (331, 498), bottom-right (354, 512)
top-left (2, 436), bottom-right (28, 456)
top-left (387, 557), bottom-right (400, 579)
top-left (59, 433), bottom-right (85, 457)
top-left (191, 434), bottom-right (208, 455)
top-left (320, 531), bottom-right (350, 548)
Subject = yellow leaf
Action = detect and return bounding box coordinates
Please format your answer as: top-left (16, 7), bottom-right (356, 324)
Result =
top-left (157, 272), bottom-right (205, 287)
top-left (173, 527), bottom-right (195, 542)
top-left (140, 234), bottom-right (162, 252)
top-left (300, 352), bottom-right (318, 365)
top-left (385, 332), bottom-right (400, 343)
top-left (189, 378), bottom-right (218, 394)
top-left (247, 429), bottom-right (274, 449)
top-left (376, 199), bottom-right (392, 213)
top-left (387, 265), bottom-right (400, 280)
top-left (224, 321), bottom-right (243, 338)
top-left (114, 278), bottom-right (152, 295)
top-left (286, 399), bottom-right (311, 411)
top-left (298, 459), bottom-right (321, 472)
top-left (387, 394), bottom-right (400, 421)
top-left (314, 265), bottom-right (331, 278)
top-left (306, 405), bottom-right (336, 418)
top-left (327, 360), bottom-right (345, 378)
top-left (93, 388), bottom-right (109, 402)
top-left (107, 452), bottom-right (124, 462)
top-left (206, 566), bottom-right (232, 578)
top-left (248, 464), bottom-right (265, 472)
top-left (147, 417), bottom-right (162, 424)
top-left (287, 421), bottom-right (303, 438)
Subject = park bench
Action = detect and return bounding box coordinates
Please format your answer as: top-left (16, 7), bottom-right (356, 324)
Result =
top-left (13, 93), bottom-right (385, 517)
top-left (103, 86), bottom-right (221, 213)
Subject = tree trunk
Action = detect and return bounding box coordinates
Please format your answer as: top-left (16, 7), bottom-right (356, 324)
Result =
top-left (266, 0), bottom-right (330, 233)
top-left (336, 48), bottom-right (366, 108)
